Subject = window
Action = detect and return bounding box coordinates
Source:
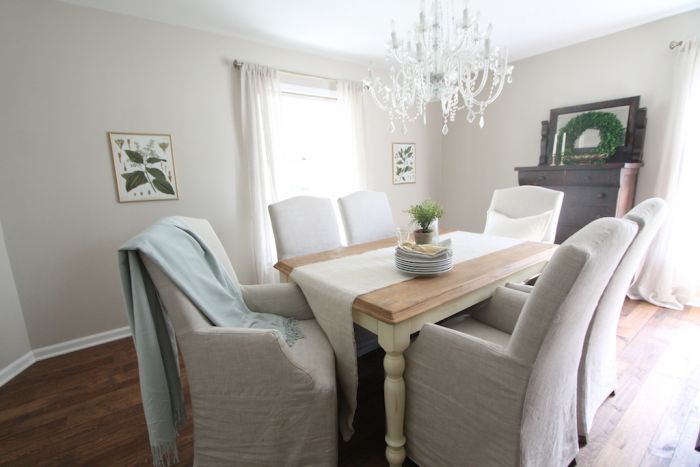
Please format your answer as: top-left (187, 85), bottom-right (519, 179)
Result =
top-left (275, 73), bottom-right (361, 201)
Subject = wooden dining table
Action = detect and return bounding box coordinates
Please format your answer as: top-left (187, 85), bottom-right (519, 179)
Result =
top-left (275, 232), bottom-right (557, 467)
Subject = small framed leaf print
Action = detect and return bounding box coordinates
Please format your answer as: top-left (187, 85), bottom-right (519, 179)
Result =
top-left (392, 142), bottom-right (416, 184)
top-left (108, 132), bottom-right (179, 202)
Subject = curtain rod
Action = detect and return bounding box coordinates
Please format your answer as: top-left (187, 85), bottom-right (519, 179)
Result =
top-left (233, 59), bottom-right (340, 83)
top-left (669, 40), bottom-right (684, 50)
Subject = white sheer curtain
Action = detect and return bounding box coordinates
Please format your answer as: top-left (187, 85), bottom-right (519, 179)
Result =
top-left (337, 80), bottom-right (368, 190)
top-left (240, 64), bottom-right (281, 284)
top-left (629, 38), bottom-right (700, 309)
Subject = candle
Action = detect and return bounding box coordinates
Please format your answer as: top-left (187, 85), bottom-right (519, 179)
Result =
top-left (561, 132), bottom-right (567, 154)
top-left (551, 132), bottom-right (558, 166)
top-left (560, 132), bottom-right (567, 165)
top-left (463, 8), bottom-right (469, 27)
top-left (391, 20), bottom-right (398, 49)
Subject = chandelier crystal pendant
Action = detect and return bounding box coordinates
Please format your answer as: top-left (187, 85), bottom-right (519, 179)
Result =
top-left (364, 0), bottom-right (514, 135)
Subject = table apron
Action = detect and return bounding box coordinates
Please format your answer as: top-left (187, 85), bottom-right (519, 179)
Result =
top-left (352, 260), bottom-right (547, 335)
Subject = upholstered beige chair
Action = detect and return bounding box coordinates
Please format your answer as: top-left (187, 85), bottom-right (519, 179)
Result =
top-left (503, 198), bottom-right (667, 441)
top-left (338, 190), bottom-right (395, 245)
top-left (268, 196), bottom-right (343, 260)
top-left (141, 217), bottom-right (337, 466)
top-left (269, 196), bottom-right (378, 356)
top-left (484, 186), bottom-right (564, 243)
top-left (574, 198), bottom-right (666, 439)
top-left (404, 217), bottom-right (637, 467)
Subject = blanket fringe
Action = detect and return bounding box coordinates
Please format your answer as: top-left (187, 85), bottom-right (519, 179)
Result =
top-left (151, 441), bottom-right (180, 467)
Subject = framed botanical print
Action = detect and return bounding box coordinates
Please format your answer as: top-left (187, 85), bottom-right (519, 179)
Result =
top-left (392, 142), bottom-right (416, 184)
top-left (108, 132), bottom-right (179, 202)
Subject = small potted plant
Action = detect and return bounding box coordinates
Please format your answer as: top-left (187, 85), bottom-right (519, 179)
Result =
top-left (407, 199), bottom-right (444, 245)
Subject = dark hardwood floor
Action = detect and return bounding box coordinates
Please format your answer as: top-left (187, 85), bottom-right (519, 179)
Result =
top-left (1, 299), bottom-right (699, 466)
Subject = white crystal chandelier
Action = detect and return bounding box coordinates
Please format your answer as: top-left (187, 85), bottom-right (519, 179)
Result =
top-left (364, 0), bottom-right (514, 135)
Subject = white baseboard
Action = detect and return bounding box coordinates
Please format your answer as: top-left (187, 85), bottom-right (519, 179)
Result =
top-left (33, 326), bottom-right (132, 361)
top-left (0, 351), bottom-right (35, 387)
top-left (0, 326), bottom-right (132, 387)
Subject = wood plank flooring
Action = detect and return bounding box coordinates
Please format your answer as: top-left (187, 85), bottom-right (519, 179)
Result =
top-left (1, 299), bottom-right (699, 466)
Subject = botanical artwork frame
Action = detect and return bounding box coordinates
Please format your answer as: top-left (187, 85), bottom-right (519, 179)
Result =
top-left (108, 132), bottom-right (179, 203)
top-left (392, 142), bottom-right (416, 185)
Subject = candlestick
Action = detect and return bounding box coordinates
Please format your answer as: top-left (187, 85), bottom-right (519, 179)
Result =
top-left (550, 132), bottom-right (558, 166)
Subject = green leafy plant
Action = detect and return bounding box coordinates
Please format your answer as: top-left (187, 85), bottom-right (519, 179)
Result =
top-left (120, 140), bottom-right (175, 195)
top-left (407, 200), bottom-right (444, 233)
top-left (556, 111), bottom-right (625, 164)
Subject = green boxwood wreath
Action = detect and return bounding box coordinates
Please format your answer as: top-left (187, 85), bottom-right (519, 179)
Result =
top-left (557, 111), bottom-right (625, 163)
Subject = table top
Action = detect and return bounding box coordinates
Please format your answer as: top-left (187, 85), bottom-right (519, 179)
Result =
top-left (275, 232), bottom-right (557, 325)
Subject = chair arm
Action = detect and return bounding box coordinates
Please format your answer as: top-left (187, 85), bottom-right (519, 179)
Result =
top-left (240, 283), bottom-right (314, 320)
top-left (409, 323), bottom-right (531, 392)
top-left (505, 282), bottom-right (534, 293)
top-left (180, 327), bottom-right (315, 394)
top-left (406, 324), bottom-right (531, 461)
top-left (470, 286), bottom-right (529, 334)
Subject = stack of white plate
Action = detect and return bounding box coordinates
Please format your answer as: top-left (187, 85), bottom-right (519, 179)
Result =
top-left (395, 244), bottom-right (454, 275)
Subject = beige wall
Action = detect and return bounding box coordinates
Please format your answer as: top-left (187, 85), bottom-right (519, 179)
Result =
top-left (0, 0), bottom-right (442, 348)
top-left (439, 10), bottom-right (700, 232)
top-left (0, 218), bottom-right (32, 369)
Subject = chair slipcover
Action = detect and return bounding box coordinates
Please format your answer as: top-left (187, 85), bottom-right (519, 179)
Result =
top-left (268, 196), bottom-right (342, 260)
top-left (270, 196), bottom-right (378, 356)
top-left (495, 198), bottom-right (667, 439)
top-left (142, 217), bottom-right (337, 466)
top-left (484, 185), bottom-right (564, 243)
top-left (405, 217), bottom-right (637, 466)
top-left (577, 198), bottom-right (667, 438)
top-left (338, 190), bottom-right (395, 245)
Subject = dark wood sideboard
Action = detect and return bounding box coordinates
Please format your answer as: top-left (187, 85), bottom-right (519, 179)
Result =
top-left (518, 96), bottom-right (647, 244)
top-left (515, 163), bottom-right (642, 244)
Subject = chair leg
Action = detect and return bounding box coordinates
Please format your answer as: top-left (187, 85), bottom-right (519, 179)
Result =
top-left (568, 458), bottom-right (577, 467)
top-left (610, 390), bottom-right (616, 397)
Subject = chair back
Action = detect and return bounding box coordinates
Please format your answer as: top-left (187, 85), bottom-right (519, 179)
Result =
top-left (268, 196), bottom-right (343, 259)
top-left (577, 198), bottom-right (667, 433)
top-left (139, 217), bottom-right (236, 337)
top-left (338, 191), bottom-right (395, 245)
top-left (486, 186), bottom-right (564, 243)
top-left (507, 217), bottom-right (637, 465)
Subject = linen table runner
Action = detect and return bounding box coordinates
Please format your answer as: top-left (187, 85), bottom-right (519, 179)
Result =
top-left (290, 231), bottom-right (522, 440)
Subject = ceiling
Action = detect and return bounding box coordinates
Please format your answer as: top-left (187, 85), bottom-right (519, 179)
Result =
top-left (60, 0), bottom-right (700, 62)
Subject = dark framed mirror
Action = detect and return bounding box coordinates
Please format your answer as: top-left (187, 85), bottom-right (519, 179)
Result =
top-left (540, 96), bottom-right (646, 165)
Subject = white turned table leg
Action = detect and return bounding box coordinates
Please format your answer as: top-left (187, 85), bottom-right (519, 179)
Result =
top-left (378, 321), bottom-right (411, 467)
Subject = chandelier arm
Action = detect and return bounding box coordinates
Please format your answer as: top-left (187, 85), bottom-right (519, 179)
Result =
top-left (467, 67), bottom-right (511, 108)
top-left (466, 61), bottom-right (492, 99)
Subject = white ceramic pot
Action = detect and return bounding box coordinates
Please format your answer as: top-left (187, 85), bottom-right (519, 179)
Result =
top-left (413, 230), bottom-right (434, 245)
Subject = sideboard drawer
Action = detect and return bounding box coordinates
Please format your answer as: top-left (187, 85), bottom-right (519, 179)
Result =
top-left (519, 171), bottom-right (565, 187)
top-left (561, 186), bottom-right (619, 207)
top-left (565, 169), bottom-right (620, 187)
top-left (558, 203), bottom-right (612, 226)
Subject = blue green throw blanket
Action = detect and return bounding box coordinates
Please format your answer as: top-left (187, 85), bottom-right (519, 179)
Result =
top-left (118, 218), bottom-right (301, 466)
